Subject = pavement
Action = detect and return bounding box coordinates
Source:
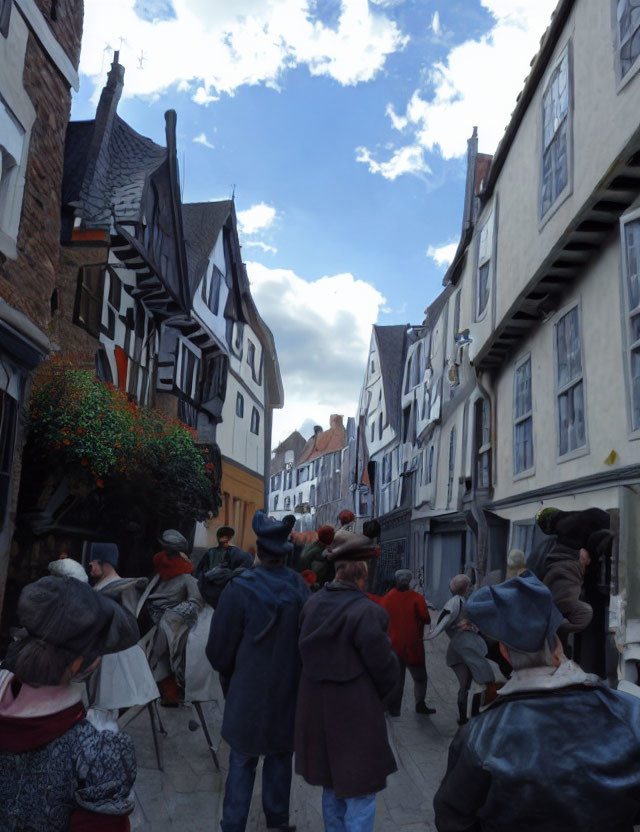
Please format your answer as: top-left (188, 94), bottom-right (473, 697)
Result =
top-left (128, 635), bottom-right (459, 831)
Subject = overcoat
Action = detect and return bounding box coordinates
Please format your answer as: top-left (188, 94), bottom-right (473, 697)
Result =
top-left (380, 587), bottom-right (430, 664)
top-left (295, 581), bottom-right (398, 799)
top-left (206, 565), bottom-right (309, 756)
top-left (434, 683), bottom-right (640, 831)
top-left (543, 544), bottom-right (593, 632)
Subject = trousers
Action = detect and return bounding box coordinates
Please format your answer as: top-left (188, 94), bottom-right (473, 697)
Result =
top-left (220, 749), bottom-right (293, 832)
top-left (386, 655), bottom-right (428, 714)
top-left (321, 788), bottom-right (376, 832)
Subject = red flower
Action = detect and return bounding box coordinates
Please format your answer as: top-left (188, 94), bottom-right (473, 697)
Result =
top-left (96, 479), bottom-right (104, 487)
top-left (205, 462), bottom-right (214, 472)
top-left (63, 439), bottom-right (70, 445)
top-left (77, 428), bottom-right (85, 435)
top-left (81, 459), bottom-right (89, 466)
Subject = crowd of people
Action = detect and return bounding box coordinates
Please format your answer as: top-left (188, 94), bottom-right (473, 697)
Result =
top-left (2, 504), bottom-right (640, 831)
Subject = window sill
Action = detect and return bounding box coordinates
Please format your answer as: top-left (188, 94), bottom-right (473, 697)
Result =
top-left (556, 443), bottom-right (589, 464)
top-left (513, 466), bottom-right (535, 482)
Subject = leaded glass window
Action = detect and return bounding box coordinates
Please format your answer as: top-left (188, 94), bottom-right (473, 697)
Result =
top-left (514, 357), bottom-right (534, 474)
top-left (618, 0), bottom-right (640, 78)
top-left (555, 306), bottom-right (586, 456)
top-left (541, 53), bottom-right (570, 218)
top-left (624, 218), bottom-right (640, 428)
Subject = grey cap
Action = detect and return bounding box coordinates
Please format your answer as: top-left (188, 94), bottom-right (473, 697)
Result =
top-left (159, 529), bottom-right (188, 552)
top-left (395, 569), bottom-right (412, 584)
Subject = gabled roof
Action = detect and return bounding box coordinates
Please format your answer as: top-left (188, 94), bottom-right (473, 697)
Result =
top-left (373, 325), bottom-right (407, 433)
top-left (182, 200), bottom-right (233, 302)
top-left (297, 416), bottom-right (347, 464)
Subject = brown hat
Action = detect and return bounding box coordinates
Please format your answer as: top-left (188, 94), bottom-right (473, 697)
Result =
top-left (325, 530), bottom-right (380, 562)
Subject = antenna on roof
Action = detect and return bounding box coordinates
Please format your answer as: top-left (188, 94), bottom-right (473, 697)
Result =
top-left (231, 184), bottom-right (236, 201)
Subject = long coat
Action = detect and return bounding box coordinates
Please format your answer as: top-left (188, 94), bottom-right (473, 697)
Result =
top-left (434, 684), bottom-right (640, 831)
top-left (206, 565), bottom-right (309, 756)
top-left (380, 588), bottom-right (430, 664)
top-left (295, 581), bottom-right (398, 799)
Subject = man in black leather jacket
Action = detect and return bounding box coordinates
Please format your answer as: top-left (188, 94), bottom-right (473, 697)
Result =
top-left (434, 571), bottom-right (640, 832)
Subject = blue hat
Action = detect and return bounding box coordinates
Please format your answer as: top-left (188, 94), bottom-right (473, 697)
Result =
top-left (89, 542), bottom-right (119, 568)
top-left (465, 571), bottom-right (564, 653)
top-left (252, 510), bottom-right (294, 561)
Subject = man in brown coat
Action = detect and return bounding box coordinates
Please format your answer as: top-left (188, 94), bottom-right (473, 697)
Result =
top-left (295, 531), bottom-right (398, 832)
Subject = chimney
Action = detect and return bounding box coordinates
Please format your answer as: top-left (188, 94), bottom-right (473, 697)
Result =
top-left (313, 425), bottom-right (323, 435)
top-left (330, 414), bottom-right (344, 430)
top-left (95, 52), bottom-right (125, 130)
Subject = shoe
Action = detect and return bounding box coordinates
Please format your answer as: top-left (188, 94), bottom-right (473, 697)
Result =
top-left (415, 701), bottom-right (436, 715)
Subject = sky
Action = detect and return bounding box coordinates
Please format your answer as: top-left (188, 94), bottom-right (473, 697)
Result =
top-left (73, 0), bottom-right (559, 445)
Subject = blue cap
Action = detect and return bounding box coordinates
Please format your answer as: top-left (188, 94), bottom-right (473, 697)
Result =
top-left (88, 542), bottom-right (119, 568)
top-left (252, 510), bottom-right (294, 561)
top-left (465, 571), bottom-right (564, 652)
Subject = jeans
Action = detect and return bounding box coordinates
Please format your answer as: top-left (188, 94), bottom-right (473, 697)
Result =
top-left (386, 656), bottom-right (428, 714)
top-left (321, 788), bottom-right (376, 832)
top-left (220, 749), bottom-right (293, 832)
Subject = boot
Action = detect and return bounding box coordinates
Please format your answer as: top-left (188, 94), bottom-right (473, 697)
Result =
top-left (416, 701), bottom-right (436, 715)
top-left (457, 701), bottom-right (468, 726)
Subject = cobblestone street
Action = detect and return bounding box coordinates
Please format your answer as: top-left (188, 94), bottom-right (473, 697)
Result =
top-left (128, 636), bottom-right (458, 831)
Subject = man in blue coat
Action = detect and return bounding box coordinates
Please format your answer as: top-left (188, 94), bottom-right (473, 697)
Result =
top-left (206, 511), bottom-right (309, 832)
top-left (434, 571), bottom-right (640, 832)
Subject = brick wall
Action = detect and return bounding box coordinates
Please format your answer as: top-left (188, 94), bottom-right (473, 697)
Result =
top-left (0, 0), bottom-right (83, 333)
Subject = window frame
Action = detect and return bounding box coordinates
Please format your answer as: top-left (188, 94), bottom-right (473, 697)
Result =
top-left (250, 406), bottom-right (260, 435)
top-left (474, 397), bottom-right (491, 490)
top-left (553, 300), bottom-right (589, 462)
top-left (235, 392), bottom-right (244, 418)
top-left (539, 41), bottom-right (573, 226)
top-left (474, 205), bottom-right (495, 322)
top-left (620, 206), bottom-right (640, 438)
top-left (446, 425), bottom-right (456, 508)
top-left (513, 353), bottom-right (535, 479)
top-left (74, 264), bottom-right (105, 338)
top-left (613, 0), bottom-right (640, 89)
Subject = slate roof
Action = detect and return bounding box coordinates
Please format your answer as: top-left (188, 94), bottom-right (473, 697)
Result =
top-left (373, 325), bottom-right (407, 434)
top-left (63, 115), bottom-right (167, 229)
top-left (182, 200), bottom-right (233, 301)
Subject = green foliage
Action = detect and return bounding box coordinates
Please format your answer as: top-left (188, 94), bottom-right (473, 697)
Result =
top-left (28, 359), bottom-right (216, 525)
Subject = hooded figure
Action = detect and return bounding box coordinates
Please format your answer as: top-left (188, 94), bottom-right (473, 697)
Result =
top-left (295, 531), bottom-right (398, 832)
top-left (0, 576), bottom-right (139, 831)
top-left (434, 572), bottom-right (640, 832)
top-left (206, 510), bottom-right (309, 832)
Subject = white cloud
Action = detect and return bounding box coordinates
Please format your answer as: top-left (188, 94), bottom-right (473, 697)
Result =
top-left (237, 202), bottom-right (277, 235)
top-left (361, 0), bottom-right (558, 176)
top-left (80, 0), bottom-right (407, 102)
top-left (193, 131), bottom-right (214, 148)
top-left (356, 143), bottom-right (430, 180)
top-left (246, 261), bottom-right (386, 445)
top-left (243, 240), bottom-right (278, 254)
top-left (431, 10), bottom-right (441, 37)
top-left (427, 240), bottom-right (458, 268)
top-left (385, 102), bottom-right (408, 132)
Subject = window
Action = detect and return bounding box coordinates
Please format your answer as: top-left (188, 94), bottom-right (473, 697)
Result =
top-left (623, 215), bottom-right (640, 429)
top-left (555, 305), bottom-right (586, 456)
top-left (427, 445), bottom-right (434, 484)
top-left (447, 426), bottom-right (456, 506)
top-left (297, 466), bottom-right (309, 485)
top-left (236, 392), bottom-right (244, 418)
top-left (250, 407), bottom-right (260, 435)
top-left (370, 360), bottom-right (375, 373)
top-left (0, 100), bottom-right (26, 256)
top-left (0, 0), bottom-right (11, 38)
top-left (617, 0), bottom-right (640, 80)
top-left (475, 208), bottom-right (494, 319)
top-left (201, 264), bottom-right (222, 315)
top-left (75, 265), bottom-right (104, 337)
top-left (247, 340), bottom-right (256, 372)
top-left (179, 340), bottom-right (201, 401)
top-left (284, 496), bottom-right (291, 510)
top-left (453, 291), bottom-right (461, 342)
top-left (382, 452), bottom-right (392, 485)
top-left (309, 484), bottom-right (316, 507)
top-left (274, 494), bottom-right (279, 511)
top-left (378, 412), bottom-right (383, 441)
top-left (475, 398), bottom-right (491, 489)
top-left (541, 50), bottom-right (570, 219)
top-left (514, 357), bottom-right (534, 474)
top-left (405, 356), bottom-right (412, 394)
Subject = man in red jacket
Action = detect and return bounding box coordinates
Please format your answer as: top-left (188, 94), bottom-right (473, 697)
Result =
top-left (382, 569), bottom-right (436, 716)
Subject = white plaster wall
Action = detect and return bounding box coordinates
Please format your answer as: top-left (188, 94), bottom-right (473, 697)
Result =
top-left (467, 0), bottom-right (640, 362)
top-left (491, 234), bottom-right (640, 502)
top-left (217, 371), bottom-right (265, 476)
top-left (192, 232), bottom-right (230, 350)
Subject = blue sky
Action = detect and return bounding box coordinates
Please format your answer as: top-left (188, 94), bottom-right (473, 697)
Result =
top-left (74, 0), bottom-right (557, 443)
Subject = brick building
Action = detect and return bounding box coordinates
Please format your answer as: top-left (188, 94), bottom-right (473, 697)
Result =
top-left (0, 0), bottom-right (83, 619)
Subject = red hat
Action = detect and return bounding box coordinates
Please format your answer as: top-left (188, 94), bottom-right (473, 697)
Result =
top-left (338, 510), bottom-right (355, 526)
top-left (301, 570), bottom-right (318, 586)
top-left (317, 525), bottom-right (335, 546)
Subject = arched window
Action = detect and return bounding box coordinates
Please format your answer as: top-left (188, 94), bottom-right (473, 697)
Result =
top-left (236, 393), bottom-right (244, 418)
top-left (250, 407), bottom-right (260, 435)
